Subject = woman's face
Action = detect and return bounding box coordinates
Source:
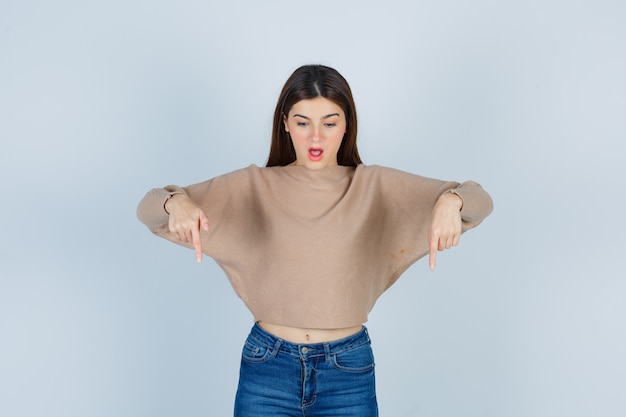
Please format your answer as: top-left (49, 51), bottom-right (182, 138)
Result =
top-left (283, 97), bottom-right (347, 170)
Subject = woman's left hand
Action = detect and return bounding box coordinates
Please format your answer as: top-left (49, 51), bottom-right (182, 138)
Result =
top-left (428, 192), bottom-right (463, 271)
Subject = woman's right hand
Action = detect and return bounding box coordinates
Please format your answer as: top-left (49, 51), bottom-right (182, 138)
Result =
top-left (165, 194), bottom-right (210, 263)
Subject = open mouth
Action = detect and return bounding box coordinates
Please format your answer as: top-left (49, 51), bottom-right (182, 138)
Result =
top-left (308, 148), bottom-right (323, 161)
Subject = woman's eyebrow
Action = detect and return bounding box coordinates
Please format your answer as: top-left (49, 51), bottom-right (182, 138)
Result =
top-left (293, 113), bottom-right (340, 120)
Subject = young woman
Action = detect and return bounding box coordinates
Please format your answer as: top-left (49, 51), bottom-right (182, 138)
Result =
top-left (137, 65), bottom-right (493, 416)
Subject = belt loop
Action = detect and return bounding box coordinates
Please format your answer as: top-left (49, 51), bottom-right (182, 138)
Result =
top-left (270, 338), bottom-right (283, 358)
top-left (324, 342), bottom-right (331, 362)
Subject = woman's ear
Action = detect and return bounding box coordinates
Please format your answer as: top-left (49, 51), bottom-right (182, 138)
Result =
top-left (282, 113), bottom-right (289, 133)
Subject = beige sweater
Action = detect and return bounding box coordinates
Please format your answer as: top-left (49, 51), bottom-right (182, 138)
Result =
top-left (137, 164), bottom-right (493, 329)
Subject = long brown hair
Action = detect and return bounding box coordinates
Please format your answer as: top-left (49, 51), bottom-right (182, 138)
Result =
top-left (266, 65), bottom-right (362, 167)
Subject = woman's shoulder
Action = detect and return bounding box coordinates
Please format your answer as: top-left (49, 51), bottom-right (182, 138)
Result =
top-left (354, 164), bottom-right (433, 182)
top-left (209, 164), bottom-right (262, 181)
top-left (183, 164), bottom-right (262, 192)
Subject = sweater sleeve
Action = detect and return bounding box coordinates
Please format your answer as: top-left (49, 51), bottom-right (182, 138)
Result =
top-left (449, 181), bottom-right (494, 231)
top-left (136, 182), bottom-right (206, 250)
top-left (136, 166), bottom-right (256, 253)
top-left (362, 166), bottom-right (493, 272)
top-left (136, 185), bottom-right (185, 232)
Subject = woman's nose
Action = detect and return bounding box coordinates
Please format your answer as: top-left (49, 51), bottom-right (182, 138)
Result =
top-left (310, 126), bottom-right (321, 142)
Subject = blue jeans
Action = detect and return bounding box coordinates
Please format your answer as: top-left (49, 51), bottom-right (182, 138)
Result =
top-left (234, 323), bottom-right (378, 416)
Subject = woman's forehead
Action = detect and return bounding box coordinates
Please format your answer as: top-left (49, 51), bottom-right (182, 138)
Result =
top-left (288, 97), bottom-right (344, 118)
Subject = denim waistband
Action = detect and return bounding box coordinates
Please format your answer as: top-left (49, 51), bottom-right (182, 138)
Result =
top-left (247, 322), bottom-right (371, 359)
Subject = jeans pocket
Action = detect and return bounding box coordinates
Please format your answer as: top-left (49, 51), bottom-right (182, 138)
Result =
top-left (332, 343), bottom-right (375, 373)
top-left (241, 338), bottom-right (272, 364)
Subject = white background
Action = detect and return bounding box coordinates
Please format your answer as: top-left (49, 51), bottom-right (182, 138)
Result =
top-left (1, 1), bottom-right (625, 416)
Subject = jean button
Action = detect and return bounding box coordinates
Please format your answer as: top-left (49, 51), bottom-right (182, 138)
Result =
top-left (301, 347), bottom-right (309, 354)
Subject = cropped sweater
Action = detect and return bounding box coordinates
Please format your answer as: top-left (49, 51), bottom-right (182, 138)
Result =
top-left (137, 164), bottom-right (493, 329)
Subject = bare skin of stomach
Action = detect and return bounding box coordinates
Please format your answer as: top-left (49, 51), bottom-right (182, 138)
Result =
top-left (258, 321), bottom-right (363, 344)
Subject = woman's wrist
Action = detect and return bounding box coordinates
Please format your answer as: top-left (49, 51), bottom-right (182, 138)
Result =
top-left (164, 193), bottom-right (181, 214)
top-left (441, 190), bottom-right (463, 211)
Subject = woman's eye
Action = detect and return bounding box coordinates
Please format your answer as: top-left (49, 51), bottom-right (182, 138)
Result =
top-left (297, 122), bottom-right (308, 127)
top-left (324, 123), bottom-right (337, 127)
